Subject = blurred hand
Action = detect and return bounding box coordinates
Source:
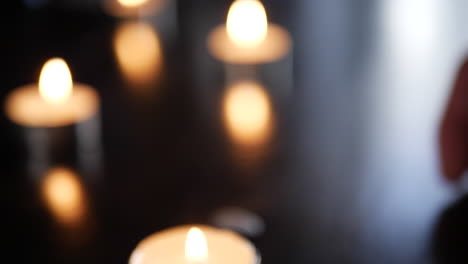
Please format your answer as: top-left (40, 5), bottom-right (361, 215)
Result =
top-left (440, 59), bottom-right (468, 181)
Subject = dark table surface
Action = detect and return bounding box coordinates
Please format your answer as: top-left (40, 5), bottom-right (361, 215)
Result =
top-left (3, 0), bottom-right (468, 263)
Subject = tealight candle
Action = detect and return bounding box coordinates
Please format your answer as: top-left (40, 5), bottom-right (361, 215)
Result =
top-left (207, 0), bottom-right (292, 64)
top-left (5, 58), bottom-right (99, 127)
top-left (4, 58), bottom-right (101, 175)
top-left (129, 225), bottom-right (260, 264)
top-left (102, 0), bottom-right (168, 18)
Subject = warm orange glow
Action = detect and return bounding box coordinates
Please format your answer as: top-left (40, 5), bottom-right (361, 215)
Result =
top-left (39, 58), bottom-right (73, 104)
top-left (223, 81), bottom-right (273, 146)
top-left (118, 0), bottom-right (148, 7)
top-left (42, 167), bottom-right (86, 226)
top-left (114, 21), bottom-right (162, 88)
top-left (227, 0), bottom-right (268, 46)
top-left (185, 227), bottom-right (208, 262)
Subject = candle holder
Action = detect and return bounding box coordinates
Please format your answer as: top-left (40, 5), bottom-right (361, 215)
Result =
top-left (110, 0), bottom-right (178, 103)
top-left (4, 58), bottom-right (102, 178)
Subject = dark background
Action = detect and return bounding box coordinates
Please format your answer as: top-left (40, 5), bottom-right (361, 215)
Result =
top-left (3, 0), bottom-right (468, 263)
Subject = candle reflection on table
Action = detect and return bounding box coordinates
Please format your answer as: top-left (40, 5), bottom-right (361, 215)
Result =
top-left (222, 80), bottom-right (274, 168)
top-left (114, 21), bottom-right (163, 97)
top-left (41, 167), bottom-right (88, 227)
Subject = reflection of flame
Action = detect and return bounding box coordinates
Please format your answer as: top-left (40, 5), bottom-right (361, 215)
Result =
top-left (227, 0), bottom-right (268, 46)
top-left (118, 0), bottom-right (148, 7)
top-left (39, 58), bottom-right (73, 104)
top-left (114, 21), bottom-right (162, 89)
top-left (42, 167), bottom-right (86, 226)
top-left (185, 227), bottom-right (208, 261)
top-left (223, 81), bottom-right (273, 146)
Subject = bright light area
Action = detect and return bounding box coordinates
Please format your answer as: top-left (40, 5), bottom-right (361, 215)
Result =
top-left (114, 21), bottom-right (162, 87)
top-left (185, 227), bottom-right (208, 261)
top-left (223, 81), bottom-right (272, 145)
top-left (118, 0), bottom-right (148, 7)
top-left (227, 0), bottom-right (268, 46)
top-left (42, 167), bottom-right (85, 225)
top-left (39, 58), bottom-right (73, 104)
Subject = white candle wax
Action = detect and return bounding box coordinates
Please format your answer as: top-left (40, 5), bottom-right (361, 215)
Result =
top-left (129, 225), bottom-right (260, 264)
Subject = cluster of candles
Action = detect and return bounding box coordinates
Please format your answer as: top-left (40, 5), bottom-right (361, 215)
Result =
top-left (6, 0), bottom-right (291, 263)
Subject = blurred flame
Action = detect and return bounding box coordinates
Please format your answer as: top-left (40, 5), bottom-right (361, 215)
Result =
top-left (39, 58), bottom-right (73, 104)
top-left (42, 167), bottom-right (86, 226)
top-left (227, 0), bottom-right (268, 46)
top-left (185, 227), bottom-right (208, 261)
top-left (118, 0), bottom-right (148, 7)
top-left (114, 21), bottom-right (162, 89)
top-left (223, 81), bottom-right (273, 146)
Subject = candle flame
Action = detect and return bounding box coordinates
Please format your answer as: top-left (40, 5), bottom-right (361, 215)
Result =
top-left (223, 81), bottom-right (272, 146)
top-left (42, 167), bottom-right (86, 226)
top-left (118, 0), bottom-right (148, 7)
top-left (39, 58), bottom-right (73, 104)
top-left (227, 0), bottom-right (268, 46)
top-left (185, 227), bottom-right (208, 261)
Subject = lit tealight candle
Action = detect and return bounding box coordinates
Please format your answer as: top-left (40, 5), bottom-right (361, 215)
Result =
top-left (208, 0), bottom-right (292, 64)
top-left (129, 225), bottom-right (260, 264)
top-left (102, 0), bottom-right (167, 17)
top-left (5, 58), bottom-right (100, 127)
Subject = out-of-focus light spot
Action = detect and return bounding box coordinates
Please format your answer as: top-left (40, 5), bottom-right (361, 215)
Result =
top-left (42, 167), bottom-right (86, 226)
top-left (227, 0), bottom-right (268, 46)
top-left (114, 21), bottom-right (162, 91)
top-left (39, 58), bottom-right (73, 104)
top-left (185, 227), bottom-right (209, 262)
top-left (223, 80), bottom-right (273, 146)
top-left (382, 0), bottom-right (440, 55)
top-left (118, 0), bottom-right (148, 7)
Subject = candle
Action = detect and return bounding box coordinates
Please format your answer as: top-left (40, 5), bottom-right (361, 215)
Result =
top-left (102, 0), bottom-right (168, 17)
top-left (207, 0), bottom-right (292, 64)
top-left (5, 58), bottom-right (99, 127)
top-left (4, 58), bottom-right (101, 175)
top-left (129, 225), bottom-right (260, 264)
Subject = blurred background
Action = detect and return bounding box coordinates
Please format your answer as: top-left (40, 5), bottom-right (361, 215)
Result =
top-left (3, 0), bottom-right (468, 263)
